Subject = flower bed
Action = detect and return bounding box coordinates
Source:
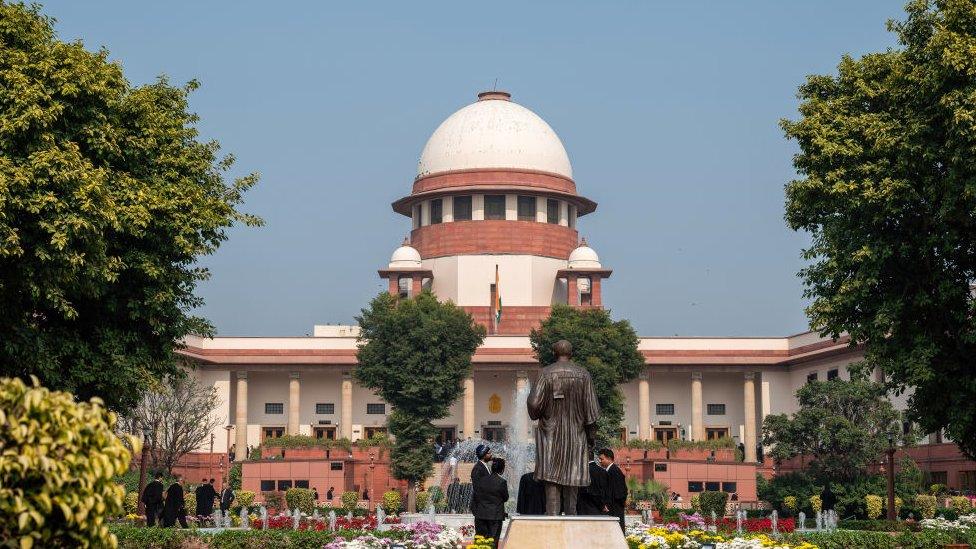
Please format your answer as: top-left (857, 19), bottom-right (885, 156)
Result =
top-left (625, 523), bottom-right (816, 549)
top-left (249, 512), bottom-right (402, 531)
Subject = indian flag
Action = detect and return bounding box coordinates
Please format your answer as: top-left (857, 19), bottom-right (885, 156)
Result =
top-left (494, 264), bottom-right (502, 330)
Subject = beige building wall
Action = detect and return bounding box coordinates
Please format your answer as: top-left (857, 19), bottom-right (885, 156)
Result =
top-left (424, 255), bottom-right (568, 307)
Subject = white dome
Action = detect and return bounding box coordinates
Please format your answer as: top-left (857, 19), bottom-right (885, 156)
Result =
top-left (389, 241), bottom-right (421, 268)
top-left (417, 92), bottom-right (573, 180)
top-left (568, 241), bottom-right (601, 269)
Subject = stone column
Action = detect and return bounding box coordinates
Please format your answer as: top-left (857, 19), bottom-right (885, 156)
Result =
top-left (744, 372), bottom-right (758, 462)
top-left (288, 372), bottom-right (301, 435)
top-left (516, 372), bottom-right (530, 442)
top-left (463, 377), bottom-right (475, 439)
top-left (411, 275), bottom-right (423, 297)
top-left (691, 372), bottom-right (703, 442)
top-left (567, 276), bottom-right (579, 306)
top-left (234, 371), bottom-right (248, 461)
top-left (387, 276), bottom-right (399, 296)
top-left (591, 276), bottom-right (602, 307)
top-left (638, 372), bottom-right (651, 440)
top-left (341, 374), bottom-right (353, 440)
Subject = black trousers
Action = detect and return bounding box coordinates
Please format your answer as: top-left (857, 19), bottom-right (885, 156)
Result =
top-left (607, 502), bottom-right (625, 532)
top-left (146, 504), bottom-right (161, 527)
top-left (163, 512), bottom-right (188, 528)
top-left (474, 517), bottom-right (503, 547)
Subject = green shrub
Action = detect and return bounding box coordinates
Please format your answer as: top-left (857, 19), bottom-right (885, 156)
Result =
top-left (810, 494), bottom-right (822, 513)
top-left (112, 525), bottom-right (194, 549)
top-left (786, 530), bottom-right (897, 549)
top-left (690, 494), bottom-right (701, 513)
top-left (124, 491), bottom-right (139, 515)
top-left (865, 494), bottom-right (883, 519)
top-left (228, 463), bottom-right (242, 490)
top-left (285, 488), bottom-right (315, 514)
top-left (263, 491), bottom-right (284, 511)
top-left (416, 491), bottom-right (430, 512)
top-left (341, 491), bottom-right (359, 511)
top-left (783, 495), bottom-right (798, 513)
top-left (836, 519), bottom-right (913, 532)
top-left (184, 489), bottom-right (197, 517)
top-left (949, 495), bottom-right (972, 513)
top-left (697, 491), bottom-right (728, 518)
top-left (235, 489), bottom-right (255, 510)
top-left (0, 377), bottom-right (133, 548)
top-left (382, 490), bottom-right (402, 514)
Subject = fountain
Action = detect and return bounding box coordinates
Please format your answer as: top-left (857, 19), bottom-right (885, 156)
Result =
top-left (815, 510), bottom-right (822, 531)
top-left (260, 505), bottom-right (268, 530)
top-left (313, 508), bottom-right (320, 521)
top-left (292, 508), bottom-right (300, 530)
top-left (240, 506), bottom-right (249, 529)
top-left (328, 510), bottom-right (337, 531)
top-left (224, 509), bottom-right (232, 529)
top-left (736, 510), bottom-right (743, 535)
top-left (710, 511), bottom-right (718, 532)
top-left (770, 510), bottom-right (778, 535)
top-left (376, 506), bottom-right (387, 532)
top-left (212, 509), bottom-right (221, 528)
top-left (798, 511), bottom-right (806, 531)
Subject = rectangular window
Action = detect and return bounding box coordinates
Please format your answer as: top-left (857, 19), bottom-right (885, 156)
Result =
top-left (722, 482), bottom-right (738, 493)
top-left (807, 372), bottom-right (818, 383)
top-left (705, 481), bottom-right (721, 492)
top-left (430, 199), bottom-right (442, 224)
top-left (827, 369), bottom-right (839, 381)
top-left (484, 195), bottom-right (506, 220)
top-left (706, 428), bottom-right (730, 440)
top-left (366, 403), bottom-right (386, 415)
top-left (707, 404), bottom-right (726, 416)
top-left (260, 480), bottom-right (275, 492)
top-left (277, 480), bottom-right (292, 491)
top-left (263, 427), bottom-right (284, 440)
top-left (295, 480), bottom-right (309, 489)
top-left (688, 482), bottom-right (703, 493)
top-left (654, 463), bottom-right (668, 472)
top-left (930, 471), bottom-right (947, 485)
top-left (316, 403), bottom-right (335, 415)
top-left (656, 404), bottom-right (675, 416)
top-left (265, 403), bottom-right (284, 415)
top-left (330, 462), bottom-right (344, 471)
top-left (547, 199), bottom-right (560, 224)
top-left (453, 196), bottom-right (472, 221)
top-left (517, 196), bottom-right (536, 221)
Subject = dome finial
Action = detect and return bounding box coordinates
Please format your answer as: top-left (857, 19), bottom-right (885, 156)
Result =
top-left (402, 235), bottom-right (410, 246)
top-left (580, 237), bottom-right (588, 247)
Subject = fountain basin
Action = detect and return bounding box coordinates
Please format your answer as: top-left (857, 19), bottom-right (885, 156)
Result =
top-left (400, 513), bottom-right (474, 531)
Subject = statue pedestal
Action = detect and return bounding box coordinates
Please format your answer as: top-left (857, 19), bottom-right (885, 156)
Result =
top-left (500, 516), bottom-right (627, 549)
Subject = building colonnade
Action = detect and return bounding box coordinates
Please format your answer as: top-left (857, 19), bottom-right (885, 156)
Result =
top-left (230, 368), bottom-right (763, 463)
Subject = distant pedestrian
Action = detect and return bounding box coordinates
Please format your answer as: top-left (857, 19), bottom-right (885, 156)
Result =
top-left (162, 475), bottom-right (188, 528)
top-left (313, 487), bottom-right (319, 502)
top-left (327, 486), bottom-right (334, 502)
top-left (219, 484), bottom-right (235, 513)
top-left (143, 472), bottom-right (165, 527)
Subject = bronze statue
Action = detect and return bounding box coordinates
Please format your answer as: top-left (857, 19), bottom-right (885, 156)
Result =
top-left (526, 339), bottom-right (600, 515)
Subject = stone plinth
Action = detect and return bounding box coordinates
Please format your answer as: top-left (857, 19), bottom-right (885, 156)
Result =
top-left (500, 516), bottom-right (626, 549)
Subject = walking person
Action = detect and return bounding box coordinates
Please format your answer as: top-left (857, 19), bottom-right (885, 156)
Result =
top-left (142, 472), bottom-right (165, 527)
top-left (194, 478), bottom-right (215, 518)
top-left (577, 455), bottom-right (610, 515)
top-left (162, 474), bottom-right (188, 528)
top-left (326, 486), bottom-right (335, 503)
top-left (470, 444), bottom-right (494, 538)
top-left (599, 448), bottom-right (627, 532)
top-left (471, 457), bottom-right (509, 548)
top-left (219, 483), bottom-right (236, 513)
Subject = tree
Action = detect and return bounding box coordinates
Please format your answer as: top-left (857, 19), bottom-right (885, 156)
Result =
top-left (125, 374), bottom-right (222, 474)
top-left (0, 3), bottom-right (260, 411)
top-left (782, 0), bottom-right (976, 459)
top-left (529, 304), bottom-right (644, 445)
top-left (355, 291), bottom-right (485, 511)
top-left (762, 379), bottom-right (910, 483)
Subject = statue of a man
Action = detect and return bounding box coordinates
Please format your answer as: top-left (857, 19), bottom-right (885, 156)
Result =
top-left (526, 339), bottom-right (600, 515)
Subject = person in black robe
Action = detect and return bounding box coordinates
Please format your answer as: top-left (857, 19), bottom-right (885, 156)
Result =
top-left (194, 478), bottom-right (216, 517)
top-left (821, 483), bottom-right (837, 512)
top-left (219, 484), bottom-right (236, 513)
top-left (599, 448), bottom-right (627, 532)
top-left (162, 475), bottom-right (188, 528)
top-left (326, 486), bottom-right (334, 502)
top-left (142, 472), bottom-right (165, 527)
top-left (516, 471), bottom-right (546, 515)
top-left (472, 458), bottom-right (509, 548)
top-left (470, 444), bottom-right (493, 518)
top-left (578, 459), bottom-right (610, 515)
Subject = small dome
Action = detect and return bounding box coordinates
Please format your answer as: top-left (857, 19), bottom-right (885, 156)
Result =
top-left (417, 91), bottom-right (573, 180)
top-left (568, 239), bottom-right (601, 269)
top-left (389, 239), bottom-right (422, 268)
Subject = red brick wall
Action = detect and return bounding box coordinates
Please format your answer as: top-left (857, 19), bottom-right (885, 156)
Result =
top-left (464, 306), bottom-right (552, 335)
top-left (412, 169), bottom-right (578, 196)
top-left (411, 220), bottom-right (578, 259)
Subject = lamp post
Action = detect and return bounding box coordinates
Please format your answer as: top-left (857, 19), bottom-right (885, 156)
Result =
top-left (886, 429), bottom-right (897, 521)
top-left (224, 425), bottom-right (233, 462)
top-left (209, 433), bottom-right (215, 480)
top-left (137, 424), bottom-right (151, 516)
top-left (369, 453), bottom-right (376, 512)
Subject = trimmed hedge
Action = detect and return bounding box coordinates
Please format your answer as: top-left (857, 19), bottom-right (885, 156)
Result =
top-left (111, 525), bottom-right (414, 549)
top-left (697, 491), bottom-right (729, 518)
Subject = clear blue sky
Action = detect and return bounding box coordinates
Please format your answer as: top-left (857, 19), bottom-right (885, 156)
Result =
top-left (44, 1), bottom-right (903, 337)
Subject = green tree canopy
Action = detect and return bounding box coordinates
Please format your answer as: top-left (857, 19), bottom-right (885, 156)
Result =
top-left (529, 304), bottom-right (644, 445)
top-left (762, 379), bottom-right (910, 483)
top-left (355, 291), bottom-right (485, 510)
top-left (0, 3), bottom-right (260, 410)
top-left (782, 0), bottom-right (976, 459)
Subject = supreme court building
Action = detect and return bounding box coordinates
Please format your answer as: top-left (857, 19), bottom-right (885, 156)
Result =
top-left (179, 91), bottom-right (975, 494)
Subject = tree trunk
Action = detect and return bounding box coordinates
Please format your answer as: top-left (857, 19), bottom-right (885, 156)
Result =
top-left (407, 480), bottom-right (417, 513)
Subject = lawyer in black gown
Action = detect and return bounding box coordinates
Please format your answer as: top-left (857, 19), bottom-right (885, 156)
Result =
top-left (577, 460), bottom-right (610, 515)
top-left (600, 448), bottom-right (627, 531)
top-left (472, 458), bottom-right (509, 548)
top-left (161, 476), bottom-right (188, 528)
top-left (142, 473), bottom-right (165, 527)
top-left (516, 471), bottom-right (546, 515)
